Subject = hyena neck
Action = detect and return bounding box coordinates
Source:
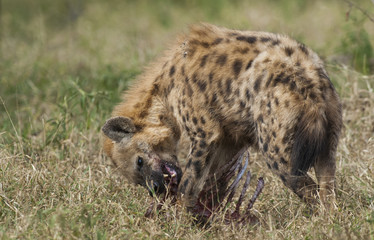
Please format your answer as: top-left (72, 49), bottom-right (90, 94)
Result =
top-left (113, 77), bottom-right (180, 154)
top-left (138, 96), bottom-right (180, 152)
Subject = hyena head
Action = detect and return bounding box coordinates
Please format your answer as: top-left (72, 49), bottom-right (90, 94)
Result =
top-left (102, 116), bottom-right (182, 196)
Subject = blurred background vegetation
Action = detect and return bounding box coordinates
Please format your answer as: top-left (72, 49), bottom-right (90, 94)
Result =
top-left (0, 0), bottom-right (373, 238)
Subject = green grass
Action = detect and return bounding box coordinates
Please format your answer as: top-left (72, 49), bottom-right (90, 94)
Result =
top-left (1, 0), bottom-right (374, 239)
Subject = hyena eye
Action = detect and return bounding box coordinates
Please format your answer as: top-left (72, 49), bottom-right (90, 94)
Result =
top-left (137, 157), bottom-right (143, 168)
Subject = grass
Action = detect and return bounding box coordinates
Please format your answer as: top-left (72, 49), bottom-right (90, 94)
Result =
top-left (1, 0), bottom-right (374, 239)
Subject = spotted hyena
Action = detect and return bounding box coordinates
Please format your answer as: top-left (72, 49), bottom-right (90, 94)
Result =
top-left (102, 23), bottom-right (342, 210)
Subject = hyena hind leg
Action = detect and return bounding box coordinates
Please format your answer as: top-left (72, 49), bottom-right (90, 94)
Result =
top-left (276, 154), bottom-right (336, 210)
top-left (314, 155), bottom-right (337, 211)
top-left (280, 172), bottom-right (319, 206)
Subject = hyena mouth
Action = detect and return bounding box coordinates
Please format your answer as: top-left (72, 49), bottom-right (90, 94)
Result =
top-left (161, 161), bottom-right (182, 196)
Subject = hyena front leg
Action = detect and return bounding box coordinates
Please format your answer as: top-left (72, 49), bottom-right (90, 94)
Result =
top-left (178, 131), bottom-right (219, 210)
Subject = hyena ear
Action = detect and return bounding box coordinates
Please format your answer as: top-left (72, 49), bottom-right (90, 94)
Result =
top-left (102, 116), bottom-right (136, 143)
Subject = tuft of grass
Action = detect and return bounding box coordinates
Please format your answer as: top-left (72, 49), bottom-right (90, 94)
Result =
top-left (338, 15), bottom-right (373, 74)
top-left (1, 0), bottom-right (374, 239)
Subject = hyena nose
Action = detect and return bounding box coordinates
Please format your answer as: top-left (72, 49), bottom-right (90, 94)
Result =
top-left (148, 182), bottom-right (159, 197)
top-left (153, 182), bottom-right (159, 193)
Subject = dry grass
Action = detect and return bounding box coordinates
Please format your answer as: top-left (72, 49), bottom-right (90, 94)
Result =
top-left (1, 0), bottom-right (374, 239)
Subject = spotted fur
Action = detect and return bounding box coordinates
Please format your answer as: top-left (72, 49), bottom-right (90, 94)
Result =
top-left (102, 23), bottom-right (342, 210)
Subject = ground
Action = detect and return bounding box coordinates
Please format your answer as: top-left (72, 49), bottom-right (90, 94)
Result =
top-left (0, 0), bottom-right (373, 239)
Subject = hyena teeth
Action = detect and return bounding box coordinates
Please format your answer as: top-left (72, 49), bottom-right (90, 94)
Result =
top-left (163, 174), bottom-right (169, 178)
top-left (171, 173), bottom-right (176, 178)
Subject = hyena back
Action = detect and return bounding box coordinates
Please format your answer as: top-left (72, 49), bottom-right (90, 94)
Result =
top-left (102, 24), bottom-right (342, 210)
